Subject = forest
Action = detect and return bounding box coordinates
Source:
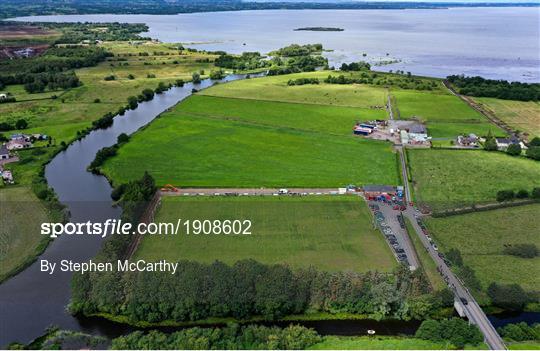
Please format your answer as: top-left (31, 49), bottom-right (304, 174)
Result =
top-left (0, 46), bottom-right (111, 92)
top-left (70, 253), bottom-right (452, 324)
top-left (447, 75), bottom-right (540, 101)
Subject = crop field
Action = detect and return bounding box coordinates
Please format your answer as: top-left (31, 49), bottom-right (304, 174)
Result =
top-left (0, 41), bottom-right (215, 144)
top-left (102, 103), bottom-right (399, 187)
top-left (392, 90), bottom-right (504, 138)
top-left (474, 97), bottom-right (540, 137)
top-left (0, 187), bottom-right (50, 282)
top-left (134, 196), bottom-right (397, 272)
top-left (408, 149), bottom-right (540, 211)
top-left (201, 71), bottom-right (389, 109)
top-left (425, 204), bottom-right (540, 292)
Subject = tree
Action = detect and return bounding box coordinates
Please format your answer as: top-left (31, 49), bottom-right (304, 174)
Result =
top-left (506, 143), bottom-right (521, 156)
top-left (15, 119), bottom-right (28, 130)
top-left (127, 96), bottom-right (138, 110)
top-left (192, 72), bottom-right (201, 83)
top-left (496, 190), bottom-right (515, 202)
top-left (526, 146), bottom-right (540, 160)
top-left (117, 133), bottom-right (130, 144)
top-left (532, 187), bottom-right (540, 199)
top-left (528, 137), bottom-right (540, 147)
top-left (487, 283), bottom-right (529, 311)
top-left (446, 248), bottom-right (463, 266)
top-left (483, 130), bottom-right (498, 151)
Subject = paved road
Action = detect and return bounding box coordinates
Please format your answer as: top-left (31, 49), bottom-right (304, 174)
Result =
top-left (398, 148), bottom-right (506, 350)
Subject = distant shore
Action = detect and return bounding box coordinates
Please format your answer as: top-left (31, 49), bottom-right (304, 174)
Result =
top-left (294, 27), bottom-right (344, 32)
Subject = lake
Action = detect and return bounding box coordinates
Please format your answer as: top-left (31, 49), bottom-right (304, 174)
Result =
top-left (10, 7), bottom-right (540, 82)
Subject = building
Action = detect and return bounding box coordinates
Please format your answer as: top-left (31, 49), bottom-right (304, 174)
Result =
top-left (457, 134), bottom-right (479, 147)
top-left (363, 185), bottom-right (396, 199)
top-left (496, 136), bottom-right (527, 151)
top-left (407, 124), bottom-right (429, 143)
top-left (0, 144), bottom-right (9, 160)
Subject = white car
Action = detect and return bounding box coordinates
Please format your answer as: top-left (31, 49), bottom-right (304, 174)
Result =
top-left (278, 188), bottom-right (289, 194)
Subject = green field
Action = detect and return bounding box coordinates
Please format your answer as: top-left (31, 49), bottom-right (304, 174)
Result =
top-left (0, 187), bottom-right (50, 281)
top-left (102, 104), bottom-right (399, 187)
top-left (425, 204), bottom-right (540, 292)
top-left (177, 95), bottom-right (387, 136)
top-left (408, 149), bottom-right (540, 211)
top-left (134, 196), bottom-right (397, 272)
top-left (0, 41), bottom-right (216, 144)
top-left (392, 90), bottom-right (503, 138)
top-left (310, 336), bottom-right (486, 350)
top-left (201, 71), bottom-right (389, 109)
top-left (474, 97), bottom-right (540, 137)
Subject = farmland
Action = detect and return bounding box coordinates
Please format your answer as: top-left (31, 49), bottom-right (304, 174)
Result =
top-left (391, 89), bottom-right (504, 138)
top-left (425, 204), bottom-right (540, 293)
top-left (0, 187), bottom-right (50, 282)
top-left (408, 149), bottom-right (540, 211)
top-left (201, 71), bottom-right (389, 108)
top-left (473, 97), bottom-right (540, 137)
top-left (0, 41), bottom-right (216, 144)
top-left (101, 89), bottom-right (399, 188)
top-left (134, 196), bottom-right (397, 272)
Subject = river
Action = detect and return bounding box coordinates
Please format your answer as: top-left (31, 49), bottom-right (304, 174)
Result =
top-left (0, 75), bottom-right (242, 346)
top-left (10, 7), bottom-right (540, 82)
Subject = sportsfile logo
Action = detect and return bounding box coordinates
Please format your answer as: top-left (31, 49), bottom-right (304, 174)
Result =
top-left (40, 219), bottom-right (252, 238)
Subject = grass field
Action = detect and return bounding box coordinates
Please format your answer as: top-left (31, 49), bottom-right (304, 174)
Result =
top-left (408, 149), bottom-right (540, 211)
top-left (392, 90), bottom-right (504, 138)
top-left (0, 41), bottom-right (216, 144)
top-left (0, 187), bottom-right (50, 282)
top-left (425, 204), bottom-right (540, 293)
top-left (134, 196), bottom-right (397, 272)
top-left (474, 97), bottom-right (540, 137)
top-left (309, 336), bottom-right (486, 350)
top-left (201, 71), bottom-right (389, 109)
top-left (102, 106), bottom-right (399, 187)
top-left (167, 94), bottom-right (387, 136)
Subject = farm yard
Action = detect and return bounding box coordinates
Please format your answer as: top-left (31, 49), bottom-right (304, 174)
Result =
top-left (425, 204), bottom-right (540, 293)
top-left (407, 149), bottom-right (540, 212)
top-left (102, 74), bottom-right (400, 188)
top-left (134, 196), bottom-right (397, 272)
top-left (391, 89), bottom-right (505, 138)
top-left (473, 97), bottom-right (540, 138)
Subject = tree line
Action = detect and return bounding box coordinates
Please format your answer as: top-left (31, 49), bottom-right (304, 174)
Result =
top-left (71, 250), bottom-right (455, 325)
top-left (447, 75), bottom-right (540, 101)
top-left (111, 324), bottom-right (321, 350)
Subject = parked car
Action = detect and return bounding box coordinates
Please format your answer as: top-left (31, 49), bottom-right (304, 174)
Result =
top-left (432, 244), bottom-right (438, 251)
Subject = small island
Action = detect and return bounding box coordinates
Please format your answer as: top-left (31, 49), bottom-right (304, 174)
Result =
top-left (294, 27), bottom-right (344, 32)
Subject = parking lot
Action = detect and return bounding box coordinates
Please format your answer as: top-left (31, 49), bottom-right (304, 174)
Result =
top-left (368, 201), bottom-right (419, 270)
